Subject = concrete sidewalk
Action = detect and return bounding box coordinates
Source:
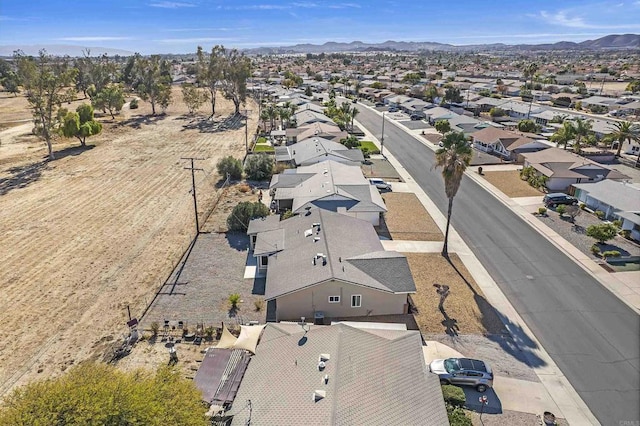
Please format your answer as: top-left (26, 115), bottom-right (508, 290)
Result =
top-left (355, 112), bottom-right (600, 425)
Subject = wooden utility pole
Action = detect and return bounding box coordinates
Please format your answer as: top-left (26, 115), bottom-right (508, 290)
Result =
top-left (381, 112), bottom-right (386, 156)
top-left (181, 157), bottom-right (204, 234)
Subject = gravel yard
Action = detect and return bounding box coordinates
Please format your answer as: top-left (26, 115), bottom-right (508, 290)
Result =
top-left (405, 253), bottom-right (506, 335)
top-left (361, 157), bottom-right (401, 180)
top-left (470, 410), bottom-right (568, 426)
top-left (537, 209), bottom-right (640, 261)
top-left (481, 170), bottom-right (544, 198)
top-left (382, 192), bottom-right (443, 241)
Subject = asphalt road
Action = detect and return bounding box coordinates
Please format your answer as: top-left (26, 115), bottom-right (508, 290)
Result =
top-left (355, 105), bottom-right (640, 424)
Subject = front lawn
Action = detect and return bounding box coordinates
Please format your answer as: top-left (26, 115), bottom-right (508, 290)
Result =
top-left (253, 144), bottom-right (274, 153)
top-left (358, 140), bottom-right (380, 154)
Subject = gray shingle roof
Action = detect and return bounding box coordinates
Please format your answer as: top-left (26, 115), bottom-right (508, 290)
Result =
top-left (247, 215), bottom-right (282, 235)
top-left (573, 180), bottom-right (640, 212)
top-left (254, 209), bottom-right (414, 300)
top-left (228, 323), bottom-right (449, 426)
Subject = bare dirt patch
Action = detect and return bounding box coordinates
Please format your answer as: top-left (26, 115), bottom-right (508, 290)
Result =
top-left (0, 86), bottom-right (259, 396)
top-left (405, 253), bottom-right (505, 335)
top-left (481, 170), bottom-right (543, 198)
top-left (382, 192), bottom-right (443, 241)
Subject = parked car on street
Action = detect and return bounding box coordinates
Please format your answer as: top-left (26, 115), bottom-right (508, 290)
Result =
top-left (369, 178), bottom-right (392, 191)
top-left (429, 357), bottom-right (494, 392)
top-left (543, 193), bottom-right (577, 207)
top-left (388, 106), bottom-right (399, 112)
top-left (410, 113), bottom-right (422, 121)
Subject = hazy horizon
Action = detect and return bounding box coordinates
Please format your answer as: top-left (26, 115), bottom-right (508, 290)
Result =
top-left (1, 0), bottom-right (640, 54)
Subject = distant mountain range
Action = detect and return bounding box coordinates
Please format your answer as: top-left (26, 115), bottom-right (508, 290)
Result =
top-left (245, 34), bottom-right (640, 54)
top-left (0, 44), bottom-right (134, 57)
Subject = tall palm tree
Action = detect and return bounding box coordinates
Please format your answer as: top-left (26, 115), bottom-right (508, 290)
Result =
top-left (265, 104), bottom-right (277, 131)
top-left (571, 117), bottom-right (592, 153)
top-left (350, 107), bottom-right (359, 132)
top-left (523, 62), bottom-right (538, 119)
top-left (609, 121), bottom-right (640, 157)
top-left (550, 121), bottom-right (575, 150)
top-left (435, 131), bottom-right (472, 257)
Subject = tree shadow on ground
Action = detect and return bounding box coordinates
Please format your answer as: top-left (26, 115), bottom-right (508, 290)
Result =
top-left (225, 232), bottom-right (249, 252)
top-left (0, 161), bottom-right (47, 195)
top-left (118, 113), bottom-right (167, 129)
top-left (445, 255), bottom-right (546, 368)
top-left (51, 144), bottom-right (95, 161)
top-left (596, 242), bottom-right (631, 256)
top-left (180, 113), bottom-right (244, 133)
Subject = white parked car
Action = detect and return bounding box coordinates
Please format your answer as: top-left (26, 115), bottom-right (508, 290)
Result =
top-left (369, 178), bottom-right (392, 191)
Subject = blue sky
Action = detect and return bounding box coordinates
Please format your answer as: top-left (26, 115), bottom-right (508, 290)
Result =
top-left (1, 0), bottom-right (639, 53)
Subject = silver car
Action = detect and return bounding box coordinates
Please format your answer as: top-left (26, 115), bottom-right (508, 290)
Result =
top-left (429, 357), bottom-right (494, 392)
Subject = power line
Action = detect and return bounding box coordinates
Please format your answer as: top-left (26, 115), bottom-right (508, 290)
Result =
top-left (181, 157), bottom-right (205, 235)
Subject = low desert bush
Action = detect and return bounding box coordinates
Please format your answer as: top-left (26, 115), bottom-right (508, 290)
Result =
top-left (556, 204), bottom-right (567, 215)
top-left (590, 244), bottom-right (601, 255)
top-left (538, 207), bottom-right (547, 215)
top-left (595, 210), bottom-right (605, 219)
top-left (129, 99), bottom-right (139, 109)
top-left (602, 250), bottom-right (621, 258)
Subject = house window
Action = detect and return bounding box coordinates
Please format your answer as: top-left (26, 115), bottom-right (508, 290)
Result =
top-left (328, 296), bottom-right (340, 303)
top-left (260, 256), bottom-right (268, 266)
top-left (351, 295), bottom-right (362, 308)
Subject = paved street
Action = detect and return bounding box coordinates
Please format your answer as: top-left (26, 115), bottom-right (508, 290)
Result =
top-left (355, 105), bottom-right (640, 425)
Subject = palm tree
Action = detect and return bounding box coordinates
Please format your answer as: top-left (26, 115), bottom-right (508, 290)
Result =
top-left (571, 118), bottom-right (592, 153)
top-left (350, 107), bottom-right (359, 132)
top-left (259, 109), bottom-right (269, 132)
top-left (550, 124), bottom-right (574, 150)
top-left (435, 131), bottom-right (472, 257)
top-left (609, 121), bottom-right (640, 157)
top-left (265, 104), bottom-right (277, 131)
top-left (523, 62), bottom-right (538, 118)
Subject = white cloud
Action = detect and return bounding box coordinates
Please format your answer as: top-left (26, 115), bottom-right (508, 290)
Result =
top-left (539, 9), bottom-right (640, 29)
top-left (149, 1), bottom-right (195, 9)
top-left (57, 36), bottom-right (134, 41)
top-left (156, 37), bottom-right (243, 43)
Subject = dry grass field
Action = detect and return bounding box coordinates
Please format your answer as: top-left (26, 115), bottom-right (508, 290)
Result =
top-left (405, 253), bottom-right (506, 335)
top-left (382, 192), bottom-right (443, 241)
top-left (0, 86), bottom-right (258, 396)
top-left (481, 170), bottom-right (543, 198)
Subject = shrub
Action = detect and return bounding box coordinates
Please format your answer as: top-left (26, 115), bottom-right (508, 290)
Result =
top-left (538, 207), bottom-right (547, 216)
top-left (447, 405), bottom-right (472, 426)
top-left (621, 230), bottom-right (631, 239)
top-left (204, 327), bottom-right (215, 339)
top-left (612, 220), bottom-right (622, 228)
top-left (237, 183), bottom-right (251, 193)
top-left (586, 223), bottom-right (619, 244)
top-left (579, 202), bottom-right (587, 210)
top-left (0, 364), bottom-right (207, 425)
top-left (129, 98), bottom-right (139, 109)
top-left (244, 153), bottom-right (274, 181)
top-left (216, 156), bottom-right (243, 180)
top-left (441, 384), bottom-right (465, 408)
top-left (595, 210), bottom-right (605, 219)
top-left (602, 250), bottom-right (621, 258)
top-left (150, 321), bottom-right (159, 337)
top-left (254, 299), bottom-right (265, 312)
top-left (227, 201), bottom-right (270, 231)
top-left (555, 204), bottom-right (567, 215)
top-left (282, 209), bottom-right (294, 220)
top-left (590, 244), bottom-right (601, 255)
top-left (228, 293), bottom-right (241, 308)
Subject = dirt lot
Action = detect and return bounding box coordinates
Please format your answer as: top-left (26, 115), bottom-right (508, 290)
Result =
top-left (382, 192), bottom-right (443, 241)
top-left (481, 170), bottom-right (543, 198)
top-left (0, 86), bottom-right (259, 396)
top-left (405, 253), bottom-right (505, 335)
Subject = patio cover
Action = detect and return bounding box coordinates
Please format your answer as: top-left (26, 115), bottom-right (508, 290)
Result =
top-left (216, 323), bottom-right (238, 349)
top-left (234, 324), bottom-right (266, 354)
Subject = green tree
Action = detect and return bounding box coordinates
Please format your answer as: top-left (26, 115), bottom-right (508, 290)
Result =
top-left (489, 107), bottom-right (506, 117)
top-left (244, 153), bottom-right (274, 180)
top-left (181, 82), bottom-right (209, 115)
top-left (517, 119), bottom-right (539, 133)
top-left (197, 45), bottom-right (224, 117)
top-left (586, 223), bottom-right (619, 244)
top-left (424, 85), bottom-right (439, 102)
top-left (550, 121), bottom-right (575, 150)
top-left (133, 55), bottom-right (172, 115)
top-left (221, 48), bottom-right (251, 115)
top-left (435, 131), bottom-right (472, 256)
top-left (216, 155), bottom-right (243, 180)
top-left (304, 86), bottom-right (313, 97)
top-left (227, 201), bottom-right (270, 231)
top-left (435, 119), bottom-right (451, 135)
top-left (15, 49), bottom-right (77, 160)
top-left (444, 87), bottom-right (463, 103)
top-left (608, 121), bottom-right (640, 157)
top-left (0, 363), bottom-right (207, 426)
top-left (1, 71), bottom-right (21, 96)
top-left (340, 135), bottom-right (360, 148)
top-left (92, 83), bottom-right (125, 119)
top-left (625, 80), bottom-right (639, 93)
top-left (570, 117), bottom-right (593, 153)
top-left (59, 103), bottom-right (102, 146)
top-left (370, 81), bottom-right (385, 89)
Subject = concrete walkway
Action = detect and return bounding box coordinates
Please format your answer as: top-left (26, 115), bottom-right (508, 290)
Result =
top-left (355, 112), bottom-right (600, 425)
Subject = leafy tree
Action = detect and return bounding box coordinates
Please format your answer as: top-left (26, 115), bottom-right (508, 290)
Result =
top-left (0, 363), bottom-right (207, 426)
top-left (181, 83), bottom-right (209, 115)
top-left (340, 135), bottom-right (360, 149)
top-left (304, 86), bottom-right (313, 97)
top-left (626, 80), bottom-right (639, 93)
top-left (221, 48), bottom-right (252, 115)
top-left (216, 155), bottom-right (243, 180)
top-left (517, 119), bottom-right (539, 133)
top-left (370, 81), bottom-right (385, 89)
top-left (402, 72), bottom-right (422, 85)
top-left (586, 223), bottom-right (619, 244)
top-left (489, 107), bottom-right (506, 117)
top-left (227, 201), bottom-right (270, 231)
top-left (424, 85), bottom-right (439, 102)
top-left (92, 83), bottom-right (125, 119)
top-left (244, 153), bottom-right (274, 180)
top-left (133, 55), bottom-right (172, 115)
top-left (608, 121), bottom-right (640, 157)
top-left (444, 87), bottom-right (463, 103)
top-left (1, 71), bottom-right (21, 96)
top-left (435, 131), bottom-right (472, 257)
top-left (197, 45), bottom-right (225, 117)
top-left (435, 119), bottom-right (451, 135)
top-left (15, 49), bottom-right (77, 160)
top-left (59, 103), bottom-right (102, 146)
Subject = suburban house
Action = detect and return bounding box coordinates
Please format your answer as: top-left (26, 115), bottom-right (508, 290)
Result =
top-left (246, 209), bottom-right (416, 323)
top-left (294, 110), bottom-right (334, 127)
top-left (269, 160), bottom-right (386, 225)
top-left (274, 136), bottom-right (364, 167)
top-left (572, 180), bottom-right (640, 241)
top-left (286, 122), bottom-right (348, 144)
top-left (424, 106), bottom-right (459, 123)
top-left (472, 127), bottom-right (548, 161)
top-left (226, 322), bottom-right (448, 425)
top-left (522, 147), bottom-right (631, 191)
